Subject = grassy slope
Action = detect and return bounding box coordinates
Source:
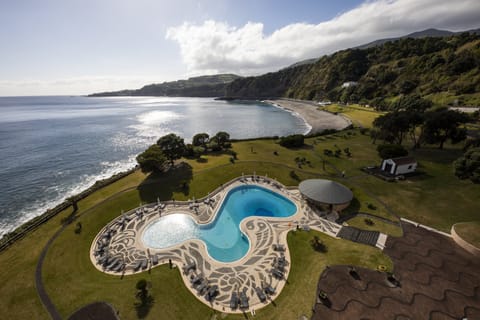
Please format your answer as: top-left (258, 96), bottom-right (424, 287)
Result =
top-left (0, 170), bottom-right (148, 320)
top-left (1, 125), bottom-right (479, 319)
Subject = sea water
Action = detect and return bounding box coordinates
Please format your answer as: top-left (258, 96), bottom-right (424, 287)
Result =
top-left (0, 96), bottom-right (308, 236)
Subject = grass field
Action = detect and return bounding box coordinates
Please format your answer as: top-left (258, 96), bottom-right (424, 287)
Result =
top-left (454, 221), bottom-right (480, 248)
top-left (0, 128), bottom-right (478, 319)
top-left (321, 104), bottom-right (384, 128)
top-left (346, 216), bottom-right (403, 237)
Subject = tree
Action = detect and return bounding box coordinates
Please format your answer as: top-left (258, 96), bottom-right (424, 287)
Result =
top-left (67, 196), bottom-right (79, 212)
top-left (391, 95), bottom-right (432, 113)
top-left (136, 279), bottom-right (148, 298)
top-left (213, 131), bottom-right (230, 148)
top-left (377, 144), bottom-right (408, 159)
top-left (156, 133), bottom-right (186, 166)
top-left (454, 148), bottom-right (480, 183)
top-left (136, 144), bottom-right (167, 173)
top-left (279, 134), bottom-right (304, 148)
top-left (422, 108), bottom-right (469, 149)
top-left (192, 133), bottom-right (209, 148)
top-left (373, 112), bottom-right (410, 145)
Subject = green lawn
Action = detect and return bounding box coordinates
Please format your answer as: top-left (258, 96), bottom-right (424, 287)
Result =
top-left (321, 104), bottom-right (384, 128)
top-left (454, 221), bottom-right (480, 248)
top-left (346, 216), bottom-right (403, 237)
top-left (0, 170), bottom-right (149, 320)
top-left (1, 129), bottom-right (479, 319)
top-left (44, 205), bottom-right (391, 319)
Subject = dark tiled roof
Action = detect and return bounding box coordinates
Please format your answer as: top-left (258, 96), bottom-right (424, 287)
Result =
top-left (299, 179), bottom-right (353, 205)
top-left (390, 156), bottom-right (416, 165)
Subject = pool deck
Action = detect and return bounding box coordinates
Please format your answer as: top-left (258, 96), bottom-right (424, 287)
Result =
top-left (90, 176), bottom-right (361, 313)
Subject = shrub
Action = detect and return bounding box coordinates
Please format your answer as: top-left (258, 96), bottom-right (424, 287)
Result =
top-left (364, 218), bottom-right (375, 226)
top-left (377, 144), bottom-right (408, 159)
top-left (344, 147), bottom-right (352, 157)
top-left (279, 134), bottom-right (305, 148)
top-left (453, 147), bottom-right (480, 183)
top-left (74, 222), bottom-right (82, 234)
top-left (289, 170), bottom-right (300, 181)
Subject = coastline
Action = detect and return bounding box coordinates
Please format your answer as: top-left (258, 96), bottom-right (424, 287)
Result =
top-left (265, 98), bottom-right (352, 134)
top-left (0, 97), bottom-right (351, 249)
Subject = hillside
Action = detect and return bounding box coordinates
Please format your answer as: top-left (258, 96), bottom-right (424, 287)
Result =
top-left (89, 74), bottom-right (240, 97)
top-left (357, 28), bottom-right (480, 50)
top-left (225, 32), bottom-right (480, 106)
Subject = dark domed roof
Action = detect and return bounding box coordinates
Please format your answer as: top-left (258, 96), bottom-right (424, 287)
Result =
top-left (299, 179), bottom-right (353, 205)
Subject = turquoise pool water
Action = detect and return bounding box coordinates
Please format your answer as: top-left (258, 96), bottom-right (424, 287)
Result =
top-left (142, 185), bottom-right (297, 262)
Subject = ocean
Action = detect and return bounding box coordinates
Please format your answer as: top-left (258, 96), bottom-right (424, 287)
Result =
top-left (0, 96), bottom-right (309, 236)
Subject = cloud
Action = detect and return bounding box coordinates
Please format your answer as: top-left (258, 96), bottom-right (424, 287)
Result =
top-left (166, 0), bottom-right (480, 75)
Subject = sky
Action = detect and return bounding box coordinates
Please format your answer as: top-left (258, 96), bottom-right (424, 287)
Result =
top-left (0, 0), bottom-right (479, 96)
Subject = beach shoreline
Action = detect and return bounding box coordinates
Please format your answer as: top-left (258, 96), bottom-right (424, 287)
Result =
top-left (266, 99), bottom-right (351, 134)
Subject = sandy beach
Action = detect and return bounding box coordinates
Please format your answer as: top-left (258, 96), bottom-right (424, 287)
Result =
top-left (266, 99), bottom-right (351, 135)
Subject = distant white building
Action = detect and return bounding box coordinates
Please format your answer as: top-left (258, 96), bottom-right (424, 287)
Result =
top-left (318, 101), bottom-right (332, 106)
top-left (381, 157), bottom-right (417, 176)
top-left (342, 81), bottom-right (358, 88)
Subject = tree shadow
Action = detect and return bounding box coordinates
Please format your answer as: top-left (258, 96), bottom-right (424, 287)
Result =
top-left (310, 236), bottom-right (328, 253)
top-left (411, 147), bottom-right (463, 164)
top-left (134, 294), bottom-right (155, 319)
top-left (137, 162), bottom-right (193, 203)
top-left (340, 197), bottom-right (360, 217)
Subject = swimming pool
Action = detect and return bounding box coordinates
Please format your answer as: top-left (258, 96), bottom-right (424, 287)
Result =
top-left (142, 185), bottom-right (297, 262)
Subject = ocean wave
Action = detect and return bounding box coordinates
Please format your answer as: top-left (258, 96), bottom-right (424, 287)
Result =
top-left (0, 155), bottom-right (138, 237)
top-left (269, 102), bottom-right (312, 135)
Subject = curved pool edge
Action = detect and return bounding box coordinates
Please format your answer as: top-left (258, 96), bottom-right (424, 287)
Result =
top-left (139, 184), bottom-right (298, 263)
top-left (89, 175), bottom-right (342, 314)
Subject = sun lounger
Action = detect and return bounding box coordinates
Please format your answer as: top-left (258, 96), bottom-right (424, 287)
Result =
top-left (190, 273), bottom-right (203, 284)
top-left (264, 284), bottom-right (275, 295)
top-left (240, 290), bottom-right (249, 309)
top-left (113, 263), bottom-right (124, 272)
top-left (255, 286), bottom-right (267, 302)
top-left (141, 259), bottom-right (148, 270)
top-left (276, 256), bottom-right (287, 271)
top-left (183, 261), bottom-right (196, 274)
top-left (196, 279), bottom-right (208, 294)
top-left (97, 255), bottom-right (109, 266)
top-left (133, 260), bottom-right (142, 271)
top-left (230, 291), bottom-right (239, 309)
top-left (106, 258), bottom-right (120, 270)
top-left (205, 285), bottom-right (218, 301)
top-left (272, 268), bottom-right (284, 279)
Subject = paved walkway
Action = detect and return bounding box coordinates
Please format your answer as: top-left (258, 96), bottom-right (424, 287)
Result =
top-left (35, 225), bottom-right (64, 320)
top-left (312, 221), bottom-right (480, 319)
top-left (90, 176), bottom-right (344, 313)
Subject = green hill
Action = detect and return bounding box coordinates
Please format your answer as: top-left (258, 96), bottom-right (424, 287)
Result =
top-left (225, 32), bottom-right (480, 107)
top-left (89, 74), bottom-right (240, 97)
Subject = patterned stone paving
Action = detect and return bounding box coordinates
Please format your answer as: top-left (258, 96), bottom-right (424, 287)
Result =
top-left (90, 176), bottom-right (346, 313)
top-left (312, 222), bottom-right (480, 320)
